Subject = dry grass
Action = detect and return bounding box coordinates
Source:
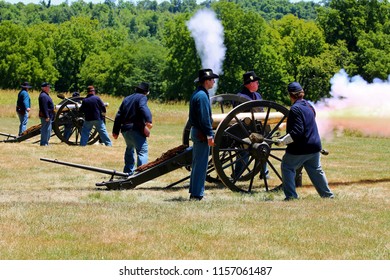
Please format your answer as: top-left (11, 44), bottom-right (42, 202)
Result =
top-left (0, 90), bottom-right (389, 260)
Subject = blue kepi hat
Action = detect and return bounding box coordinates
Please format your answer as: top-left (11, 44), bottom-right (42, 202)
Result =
top-left (287, 82), bottom-right (303, 93)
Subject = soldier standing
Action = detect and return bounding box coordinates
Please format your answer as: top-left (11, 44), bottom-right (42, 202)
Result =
top-left (277, 82), bottom-right (334, 200)
top-left (16, 82), bottom-right (32, 135)
top-left (112, 82), bottom-right (153, 174)
top-left (38, 82), bottom-right (54, 146)
top-left (79, 86), bottom-right (112, 146)
top-left (188, 69), bottom-right (219, 201)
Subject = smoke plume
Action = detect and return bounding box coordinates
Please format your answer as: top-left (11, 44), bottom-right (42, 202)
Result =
top-left (316, 69), bottom-right (390, 139)
top-left (186, 9), bottom-right (226, 96)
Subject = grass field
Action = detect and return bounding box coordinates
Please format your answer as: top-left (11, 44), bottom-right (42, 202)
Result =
top-left (0, 90), bottom-right (389, 260)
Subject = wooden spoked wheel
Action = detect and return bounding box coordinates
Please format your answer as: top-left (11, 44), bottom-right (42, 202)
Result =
top-left (53, 97), bottom-right (100, 145)
top-left (212, 100), bottom-right (289, 193)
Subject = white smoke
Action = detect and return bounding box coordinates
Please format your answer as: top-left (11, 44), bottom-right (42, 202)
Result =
top-left (316, 69), bottom-right (390, 139)
top-left (186, 9), bottom-right (226, 96)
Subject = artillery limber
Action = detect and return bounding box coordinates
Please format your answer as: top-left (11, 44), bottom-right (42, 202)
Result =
top-left (1, 94), bottom-right (107, 145)
top-left (41, 94), bottom-right (291, 193)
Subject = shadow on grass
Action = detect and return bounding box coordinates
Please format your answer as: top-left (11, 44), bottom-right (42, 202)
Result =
top-left (299, 178), bottom-right (390, 188)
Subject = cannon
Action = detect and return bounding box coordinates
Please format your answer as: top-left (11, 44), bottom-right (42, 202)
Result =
top-left (41, 94), bottom-right (291, 193)
top-left (1, 94), bottom-right (105, 145)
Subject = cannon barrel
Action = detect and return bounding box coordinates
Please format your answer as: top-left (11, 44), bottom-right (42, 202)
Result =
top-left (40, 158), bottom-right (129, 178)
top-left (55, 102), bottom-right (108, 110)
top-left (212, 111), bottom-right (285, 129)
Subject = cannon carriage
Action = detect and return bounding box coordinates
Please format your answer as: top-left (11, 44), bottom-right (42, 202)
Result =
top-left (41, 94), bottom-right (290, 193)
top-left (1, 95), bottom-right (104, 145)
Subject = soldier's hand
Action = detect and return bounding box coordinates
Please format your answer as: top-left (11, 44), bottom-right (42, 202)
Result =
top-left (208, 137), bottom-right (214, 147)
top-left (144, 126), bottom-right (150, 137)
top-left (276, 133), bottom-right (293, 146)
top-left (145, 122), bottom-right (153, 129)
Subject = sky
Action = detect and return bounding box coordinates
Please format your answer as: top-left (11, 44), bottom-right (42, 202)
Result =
top-left (4, 0), bottom-right (322, 6)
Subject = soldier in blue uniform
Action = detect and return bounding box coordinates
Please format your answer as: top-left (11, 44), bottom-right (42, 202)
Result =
top-left (234, 71), bottom-right (269, 179)
top-left (112, 82), bottom-right (153, 174)
top-left (277, 82), bottom-right (334, 200)
top-left (38, 82), bottom-right (55, 146)
top-left (188, 69), bottom-right (219, 201)
top-left (79, 86), bottom-right (112, 146)
top-left (237, 71), bottom-right (263, 104)
top-left (16, 82), bottom-right (32, 135)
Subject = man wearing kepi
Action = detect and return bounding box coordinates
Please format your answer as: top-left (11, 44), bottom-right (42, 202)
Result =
top-left (38, 82), bottom-right (54, 146)
top-left (237, 71), bottom-right (263, 105)
top-left (277, 82), bottom-right (334, 200)
top-left (234, 71), bottom-right (268, 180)
top-left (79, 86), bottom-right (112, 146)
top-left (16, 82), bottom-right (32, 135)
top-left (188, 69), bottom-right (219, 201)
top-left (112, 82), bottom-right (152, 174)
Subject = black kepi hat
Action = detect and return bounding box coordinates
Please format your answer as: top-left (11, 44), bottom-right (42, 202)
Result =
top-left (41, 82), bottom-right (51, 87)
top-left (243, 71), bottom-right (260, 85)
top-left (195, 69), bottom-right (219, 83)
top-left (21, 82), bottom-right (32, 89)
top-left (135, 82), bottom-right (150, 93)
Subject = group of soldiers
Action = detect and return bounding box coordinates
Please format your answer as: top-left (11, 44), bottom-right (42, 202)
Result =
top-left (16, 81), bottom-right (152, 179)
top-left (15, 70), bottom-right (334, 201)
top-left (188, 69), bottom-right (334, 201)
top-left (16, 82), bottom-right (111, 147)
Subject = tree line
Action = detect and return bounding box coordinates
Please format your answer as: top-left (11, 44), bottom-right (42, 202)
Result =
top-left (0, 0), bottom-right (389, 105)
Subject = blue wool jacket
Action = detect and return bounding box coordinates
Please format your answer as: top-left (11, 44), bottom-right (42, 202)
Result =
top-left (189, 86), bottom-right (214, 138)
top-left (113, 93), bottom-right (152, 135)
top-left (38, 91), bottom-right (54, 120)
top-left (237, 87), bottom-right (263, 101)
top-left (286, 99), bottom-right (322, 155)
top-left (16, 89), bottom-right (31, 113)
top-left (80, 94), bottom-right (106, 121)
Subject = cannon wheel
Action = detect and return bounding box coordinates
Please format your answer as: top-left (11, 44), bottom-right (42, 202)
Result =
top-left (212, 100), bottom-right (289, 193)
top-left (181, 94), bottom-right (250, 179)
top-left (52, 97), bottom-right (100, 145)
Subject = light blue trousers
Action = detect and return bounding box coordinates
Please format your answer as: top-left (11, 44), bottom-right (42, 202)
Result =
top-left (189, 127), bottom-right (210, 197)
top-left (122, 130), bottom-right (148, 174)
top-left (281, 152), bottom-right (334, 199)
top-left (18, 112), bottom-right (29, 135)
top-left (80, 120), bottom-right (112, 146)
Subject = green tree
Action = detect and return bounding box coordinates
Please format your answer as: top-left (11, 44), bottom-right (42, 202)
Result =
top-left (53, 16), bottom-right (101, 92)
top-left (0, 21), bottom-right (58, 89)
top-left (271, 14), bottom-right (339, 102)
top-left (214, 1), bottom-right (286, 102)
top-left (317, 0), bottom-right (390, 52)
top-left (161, 12), bottom-right (200, 100)
top-left (24, 23), bottom-right (59, 87)
top-left (230, 0), bottom-right (319, 21)
top-left (357, 30), bottom-right (390, 81)
top-left (0, 21), bottom-right (28, 88)
top-left (80, 37), bottom-right (167, 97)
top-left (46, 3), bottom-right (75, 24)
top-left (316, 0), bottom-right (390, 80)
